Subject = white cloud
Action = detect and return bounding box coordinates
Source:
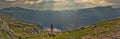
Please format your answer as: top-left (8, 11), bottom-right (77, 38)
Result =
top-left (24, 1), bottom-right (35, 5)
top-left (74, 0), bottom-right (111, 5)
top-left (3, 0), bottom-right (43, 5)
top-left (36, 0), bottom-right (42, 3)
top-left (24, 0), bottom-right (43, 5)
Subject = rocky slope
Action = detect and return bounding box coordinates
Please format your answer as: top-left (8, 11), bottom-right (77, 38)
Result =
top-left (0, 13), bottom-right (42, 39)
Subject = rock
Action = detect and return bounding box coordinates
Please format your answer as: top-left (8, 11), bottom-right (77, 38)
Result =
top-left (0, 19), bottom-right (16, 39)
top-left (0, 13), bottom-right (43, 39)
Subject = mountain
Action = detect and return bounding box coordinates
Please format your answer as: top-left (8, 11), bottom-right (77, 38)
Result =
top-left (0, 6), bottom-right (120, 31)
top-left (72, 6), bottom-right (120, 29)
top-left (0, 10), bottom-right (119, 39)
top-left (0, 13), bottom-right (42, 39)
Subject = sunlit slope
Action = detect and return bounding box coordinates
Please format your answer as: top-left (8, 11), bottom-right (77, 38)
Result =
top-left (25, 17), bottom-right (120, 39)
top-left (52, 17), bottom-right (120, 39)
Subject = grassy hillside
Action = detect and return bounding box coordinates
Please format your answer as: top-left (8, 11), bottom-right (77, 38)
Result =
top-left (53, 17), bottom-right (120, 39)
top-left (23, 17), bottom-right (120, 39)
top-left (52, 17), bottom-right (120, 39)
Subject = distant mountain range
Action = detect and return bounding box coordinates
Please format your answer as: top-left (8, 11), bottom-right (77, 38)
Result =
top-left (0, 6), bottom-right (120, 31)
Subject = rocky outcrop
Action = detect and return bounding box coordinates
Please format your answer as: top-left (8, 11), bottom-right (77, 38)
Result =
top-left (0, 20), bottom-right (10, 30)
top-left (0, 19), bottom-right (16, 39)
top-left (0, 13), bottom-right (42, 39)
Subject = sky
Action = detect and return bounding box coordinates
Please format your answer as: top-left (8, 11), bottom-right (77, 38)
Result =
top-left (0, 0), bottom-right (120, 11)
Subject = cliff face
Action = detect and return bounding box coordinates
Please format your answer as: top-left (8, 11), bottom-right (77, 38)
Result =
top-left (0, 13), bottom-right (42, 39)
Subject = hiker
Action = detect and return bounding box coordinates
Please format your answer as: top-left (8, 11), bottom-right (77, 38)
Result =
top-left (43, 24), bottom-right (62, 36)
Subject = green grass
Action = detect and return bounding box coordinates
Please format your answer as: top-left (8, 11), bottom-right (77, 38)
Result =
top-left (0, 31), bottom-right (10, 39)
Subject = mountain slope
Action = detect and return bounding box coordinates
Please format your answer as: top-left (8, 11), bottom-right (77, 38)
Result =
top-left (51, 17), bottom-right (120, 39)
top-left (17, 17), bottom-right (120, 39)
top-left (0, 13), bottom-right (42, 39)
top-left (81, 18), bottom-right (120, 39)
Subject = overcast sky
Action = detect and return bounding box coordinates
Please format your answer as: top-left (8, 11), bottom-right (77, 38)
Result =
top-left (0, 0), bottom-right (120, 11)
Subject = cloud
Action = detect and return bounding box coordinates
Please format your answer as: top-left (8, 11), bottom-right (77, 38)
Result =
top-left (107, 0), bottom-right (120, 3)
top-left (54, 0), bottom-right (66, 2)
top-left (24, 0), bottom-right (43, 5)
top-left (1, 0), bottom-right (43, 5)
top-left (1, 0), bottom-right (120, 11)
top-left (106, 0), bottom-right (120, 8)
top-left (5, 0), bottom-right (16, 2)
top-left (24, 1), bottom-right (35, 5)
top-left (52, 0), bottom-right (113, 10)
top-left (74, 0), bottom-right (112, 6)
